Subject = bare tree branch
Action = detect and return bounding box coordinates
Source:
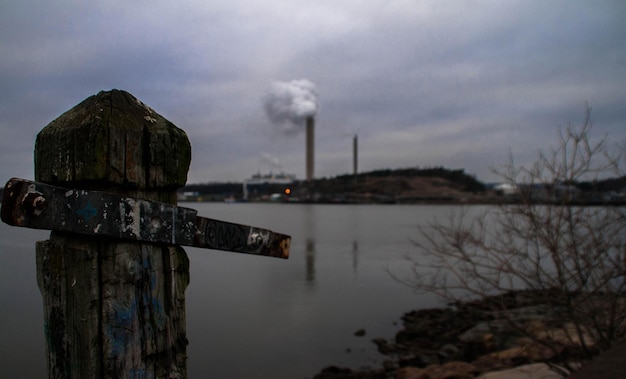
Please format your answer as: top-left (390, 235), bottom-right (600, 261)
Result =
top-left (396, 107), bottom-right (626, 375)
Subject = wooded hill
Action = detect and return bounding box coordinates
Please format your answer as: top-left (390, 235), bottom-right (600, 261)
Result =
top-left (1, 169), bottom-right (623, 204)
top-left (180, 167), bottom-right (486, 203)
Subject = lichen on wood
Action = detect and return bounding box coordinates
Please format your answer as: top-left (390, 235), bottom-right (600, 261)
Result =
top-left (35, 89), bottom-right (191, 192)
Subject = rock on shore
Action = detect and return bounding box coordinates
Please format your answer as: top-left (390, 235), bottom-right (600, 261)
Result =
top-left (313, 289), bottom-right (592, 379)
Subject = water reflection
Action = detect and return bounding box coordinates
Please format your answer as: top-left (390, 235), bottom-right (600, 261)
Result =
top-left (306, 237), bottom-right (316, 282)
top-left (303, 204), bottom-right (317, 284)
top-left (350, 205), bottom-right (360, 275)
top-left (352, 240), bottom-right (359, 274)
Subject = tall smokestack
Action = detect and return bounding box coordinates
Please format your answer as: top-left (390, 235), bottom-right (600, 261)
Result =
top-left (306, 116), bottom-right (315, 181)
top-left (263, 79), bottom-right (318, 181)
top-left (353, 134), bottom-right (358, 182)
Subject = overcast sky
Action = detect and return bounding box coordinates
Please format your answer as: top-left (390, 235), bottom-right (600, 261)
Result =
top-left (1, 0), bottom-right (624, 185)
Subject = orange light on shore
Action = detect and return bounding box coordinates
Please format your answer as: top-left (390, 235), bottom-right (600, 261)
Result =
top-left (284, 188), bottom-right (291, 195)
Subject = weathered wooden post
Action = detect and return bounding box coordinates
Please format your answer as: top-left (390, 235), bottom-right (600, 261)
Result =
top-left (1, 89), bottom-right (290, 379)
top-left (34, 89), bottom-right (192, 378)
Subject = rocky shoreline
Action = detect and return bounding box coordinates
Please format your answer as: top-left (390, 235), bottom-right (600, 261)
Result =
top-left (312, 289), bottom-right (591, 379)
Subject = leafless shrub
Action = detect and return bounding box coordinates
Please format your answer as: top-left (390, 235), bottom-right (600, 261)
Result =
top-left (398, 106), bottom-right (626, 375)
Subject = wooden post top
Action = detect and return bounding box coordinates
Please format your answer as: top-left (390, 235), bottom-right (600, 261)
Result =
top-left (35, 90), bottom-right (191, 199)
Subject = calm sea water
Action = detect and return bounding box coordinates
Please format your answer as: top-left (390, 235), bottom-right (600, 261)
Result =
top-left (0, 203), bottom-right (469, 378)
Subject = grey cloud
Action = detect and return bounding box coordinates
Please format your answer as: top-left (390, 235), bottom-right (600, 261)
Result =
top-left (1, 1), bottom-right (624, 183)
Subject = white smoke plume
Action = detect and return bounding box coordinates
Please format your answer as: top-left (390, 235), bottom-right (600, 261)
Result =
top-left (259, 152), bottom-right (282, 169)
top-left (263, 79), bottom-right (317, 134)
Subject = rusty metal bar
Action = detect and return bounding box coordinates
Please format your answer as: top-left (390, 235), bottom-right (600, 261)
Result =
top-left (2, 178), bottom-right (290, 259)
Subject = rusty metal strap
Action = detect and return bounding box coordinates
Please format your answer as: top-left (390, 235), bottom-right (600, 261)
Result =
top-left (1, 178), bottom-right (289, 259)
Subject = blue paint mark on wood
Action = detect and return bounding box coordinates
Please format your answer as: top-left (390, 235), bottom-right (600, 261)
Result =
top-left (107, 299), bottom-right (137, 358)
top-left (76, 201), bottom-right (97, 221)
top-left (129, 368), bottom-right (154, 379)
